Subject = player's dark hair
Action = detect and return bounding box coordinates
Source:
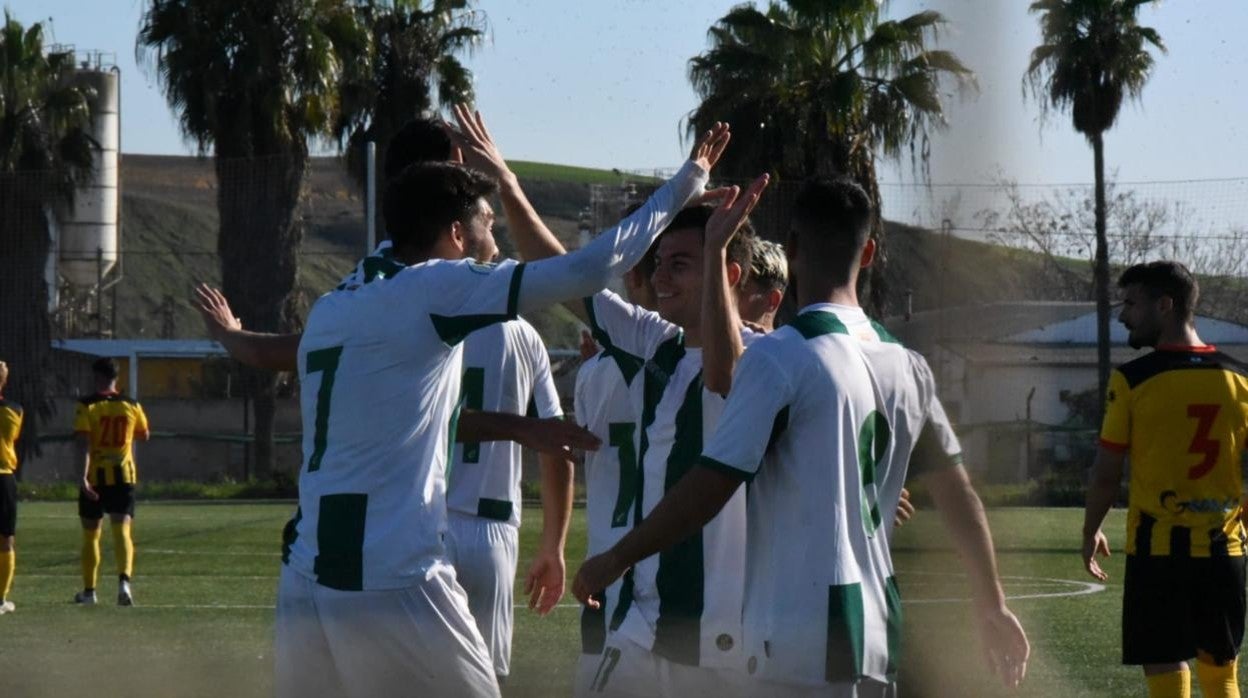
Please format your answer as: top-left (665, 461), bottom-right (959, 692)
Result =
top-left (92, 357), bottom-right (119, 381)
top-left (383, 118), bottom-right (454, 180)
top-left (790, 177), bottom-right (874, 285)
top-left (384, 162), bottom-right (499, 256)
top-left (659, 204), bottom-right (755, 286)
top-left (1118, 261), bottom-right (1200, 323)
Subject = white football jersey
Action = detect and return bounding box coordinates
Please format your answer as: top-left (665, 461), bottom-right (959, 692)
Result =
top-left (700, 303), bottom-right (962, 687)
top-left (584, 291), bottom-right (755, 670)
top-left (446, 318), bottom-right (562, 528)
top-left (282, 158), bottom-right (708, 592)
top-left (572, 343), bottom-right (645, 655)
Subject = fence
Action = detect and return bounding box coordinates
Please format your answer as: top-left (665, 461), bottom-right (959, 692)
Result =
top-left (3, 153), bottom-right (1248, 484)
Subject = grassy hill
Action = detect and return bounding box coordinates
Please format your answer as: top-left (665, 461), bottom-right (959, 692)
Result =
top-left (81, 154), bottom-right (1069, 348)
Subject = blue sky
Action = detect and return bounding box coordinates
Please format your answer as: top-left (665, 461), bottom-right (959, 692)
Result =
top-left (8, 0), bottom-right (1247, 188)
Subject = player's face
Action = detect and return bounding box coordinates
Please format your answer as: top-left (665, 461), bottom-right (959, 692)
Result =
top-left (1118, 284), bottom-right (1162, 349)
top-left (651, 227), bottom-right (704, 329)
top-left (461, 198), bottom-right (499, 263)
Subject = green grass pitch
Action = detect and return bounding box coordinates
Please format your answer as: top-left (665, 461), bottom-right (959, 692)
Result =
top-left (1, 503), bottom-right (1243, 696)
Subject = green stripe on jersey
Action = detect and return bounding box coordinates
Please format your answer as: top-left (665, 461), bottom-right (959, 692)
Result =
top-left (614, 332), bottom-right (685, 645)
top-left (885, 576), bottom-right (902, 680)
top-left (459, 367), bottom-right (485, 464)
top-left (870, 319), bottom-right (901, 344)
top-left (313, 494), bottom-right (368, 591)
top-left (825, 582), bottom-right (866, 682)
top-left (790, 311), bottom-right (849, 340)
top-left (583, 297), bottom-right (645, 385)
top-left (429, 265), bottom-right (525, 346)
top-left (653, 372), bottom-right (706, 667)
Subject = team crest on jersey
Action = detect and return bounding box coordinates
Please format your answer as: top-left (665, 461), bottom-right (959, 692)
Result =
top-left (466, 260), bottom-right (497, 275)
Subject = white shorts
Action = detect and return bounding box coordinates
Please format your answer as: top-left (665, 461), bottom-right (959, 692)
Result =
top-left (274, 562), bottom-right (499, 698)
top-left (444, 511), bottom-right (520, 678)
top-left (573, 633), bottom-right (747, 698)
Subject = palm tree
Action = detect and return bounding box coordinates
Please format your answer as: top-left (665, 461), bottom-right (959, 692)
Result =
top-left (138, 0), bottom-right (367, 477)
top-left (336, 0), bottom-right (485, 202)
top-left (686, 0), bottom-right (975, 313)
top-left (0, 13), bottom-right (95, 460)
top-left (1025, 0), bottom-right (1164, 412)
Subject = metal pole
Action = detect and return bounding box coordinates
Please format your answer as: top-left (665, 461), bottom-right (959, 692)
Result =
top-left (366, 141), bottom-right (377, 252)
top-left (96, 246), bottom-right (104, 337)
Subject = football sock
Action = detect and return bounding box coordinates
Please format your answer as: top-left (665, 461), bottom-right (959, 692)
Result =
top-left (1146, 667), bottom-right (1190, 698)
top-left (1195, 659), bottom-right (1238, 698)
top-left (112, 520), bottom-right (133, 580)
top-left (0, 548), bottom-right (13, 601)
top-left (81, 527), bottom-right (101, 591)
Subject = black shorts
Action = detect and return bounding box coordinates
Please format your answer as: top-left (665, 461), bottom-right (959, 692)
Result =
top-left (1123, 554), bottom-right (1247, 665)
top-left (0, 474), bottom-right (16, 536)
top-left (78, 484), bottom-right (136, 520)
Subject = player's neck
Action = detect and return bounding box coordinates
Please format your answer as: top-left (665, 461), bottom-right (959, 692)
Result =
top-left (796, 282), bottom-right (859, 311)
top-left (1156, 324), bottom-right (1204, 349)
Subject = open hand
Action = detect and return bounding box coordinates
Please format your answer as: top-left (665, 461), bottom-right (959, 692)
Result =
top-left (704, 173), bottom-right (770, 252)
top-left (515, 417), bottom-right (601, 456)
top-left (1082, 529), bottom-right (1110, 581)
top-left (524, 547), bottom-right (566, 616)
top-left (193, 284), bottom-right (242, 339)
top-left (977, 604), bottom-right (1030, 689)
top-left (448, 104), bottom-right (511, 183)
top-left (692, 122), bottom-right (731, 173)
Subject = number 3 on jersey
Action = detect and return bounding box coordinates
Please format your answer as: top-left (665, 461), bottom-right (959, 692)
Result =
top-left (1187, 404), bottom-right (1221, 480)
top-left (306, 346), bottom-right (344, 472)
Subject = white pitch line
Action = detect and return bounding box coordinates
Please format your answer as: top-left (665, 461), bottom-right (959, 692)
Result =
top-left (896, 572), bottom-right (1106, 604)
top-left (125, 603), bottom-right (586, 611)
top-left (142, 549), bottom-right (278, 557)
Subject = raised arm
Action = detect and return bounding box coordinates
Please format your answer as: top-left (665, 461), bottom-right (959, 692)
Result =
top-left (513, 156), bottom-right (710, 317)
top-left (700, 175), bottom-right (769, 396)
top-left (450, 104), bottom-right (567, 262)
top-left (452, 107), bottom-right (729, 322)
top-left (193, 285), bottom-right (301, 371)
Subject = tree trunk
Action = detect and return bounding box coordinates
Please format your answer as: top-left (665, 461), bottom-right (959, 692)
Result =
top-left (0, 176), bottom-right (56, 461)
top-left (1092, 131), bottom-right (1112, 420)
top-left (215, 153), bottom-right (307, 479)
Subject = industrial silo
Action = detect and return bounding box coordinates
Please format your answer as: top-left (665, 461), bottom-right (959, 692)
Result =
top-left (56, 50), bottom-right (120, 289)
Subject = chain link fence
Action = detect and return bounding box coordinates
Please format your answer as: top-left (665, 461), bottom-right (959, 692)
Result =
top-left (4, 155), bottom-right (1247, 488)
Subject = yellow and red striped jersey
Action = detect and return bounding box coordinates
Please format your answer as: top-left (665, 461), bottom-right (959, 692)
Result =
top-left (74, 392), bottom-right (149, 486)
top-left (1100, 345), bottom-right (1248, 557)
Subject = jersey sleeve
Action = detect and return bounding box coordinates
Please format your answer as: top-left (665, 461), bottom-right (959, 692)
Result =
top-left (909, 352), bottom-right (964, 477)
top-left (410, 258), bottom-right (526, 346)
top-left (1098, 369), bottom-right (1131, 452)
top-left (522, 322), bottom-right (563, 419)
top-left (73, 402), bottom-right (90, 434)
top-left (573, 356), bottom-right (599, 429)
top-left (699, 342), bottom-right (795, 481)
top-left (133, 402), bottom-right (150, 437)
top-left (585, 291), bottom-right (679, 367)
